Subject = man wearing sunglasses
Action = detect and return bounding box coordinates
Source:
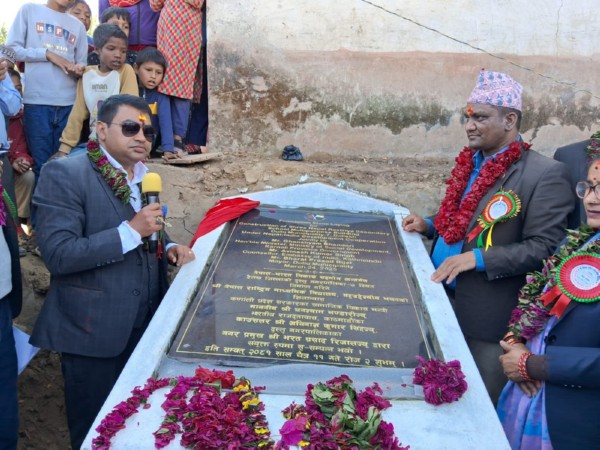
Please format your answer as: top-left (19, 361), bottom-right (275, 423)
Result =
top-left (30, 94), bottom-right (195, 449)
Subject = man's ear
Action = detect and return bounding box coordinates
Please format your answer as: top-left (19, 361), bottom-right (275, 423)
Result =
top-left (96, 121), bottom-right (108, 142)
top-left (133, 63), bottom-right (139, 75)
top-left (504, 112), bottom-right (518, 131)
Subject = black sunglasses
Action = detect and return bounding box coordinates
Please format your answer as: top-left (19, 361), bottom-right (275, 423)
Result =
top-left (107, 120), bottom-right (155, 142)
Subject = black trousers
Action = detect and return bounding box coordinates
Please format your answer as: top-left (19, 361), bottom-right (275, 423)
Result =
top-left (61, 318), bottom-right (149, 450)
top-left (0, 299), bottom-right (18, 450)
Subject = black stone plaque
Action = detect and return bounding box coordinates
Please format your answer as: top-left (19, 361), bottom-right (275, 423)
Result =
top-left (169, 207), bottom-right (433, 368)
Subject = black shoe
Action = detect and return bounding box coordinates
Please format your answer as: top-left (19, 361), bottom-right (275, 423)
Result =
top-left (282, 145), bottom-right (304, 161)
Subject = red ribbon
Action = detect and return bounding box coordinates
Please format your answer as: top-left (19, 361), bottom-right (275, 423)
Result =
top-left (466, 224), bottom-right (484, 243)
top-left (540, 285), bottom-right (571, 318)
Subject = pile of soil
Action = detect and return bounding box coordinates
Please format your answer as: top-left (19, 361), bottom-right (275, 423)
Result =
top-left (14, 149), bottom-right (451, 449)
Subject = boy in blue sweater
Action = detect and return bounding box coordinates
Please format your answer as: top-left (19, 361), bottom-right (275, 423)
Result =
top-left (7, 0), bottom-right (88, 177)
top-left (134, 47), bottom-right (179, 160)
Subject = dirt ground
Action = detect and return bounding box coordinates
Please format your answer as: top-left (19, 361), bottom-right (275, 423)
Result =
top-left (14, 148), bottom-right (452, 449)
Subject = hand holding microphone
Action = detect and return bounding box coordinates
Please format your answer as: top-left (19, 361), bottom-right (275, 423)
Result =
top-left (141, 173), bottom-right (162, 253)
top-left (129, 173), bottom-right (163, 252)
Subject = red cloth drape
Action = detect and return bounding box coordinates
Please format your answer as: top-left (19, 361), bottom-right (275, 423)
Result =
top-left (189, 198), bottom-right (260, 248)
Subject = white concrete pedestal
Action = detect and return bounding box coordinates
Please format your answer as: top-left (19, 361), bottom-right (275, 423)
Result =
top-left (82, 183), bottom-right (510, 450)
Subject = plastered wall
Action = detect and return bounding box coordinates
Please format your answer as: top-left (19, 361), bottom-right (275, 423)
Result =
top-left (207, 0), bottom-right (600, 158)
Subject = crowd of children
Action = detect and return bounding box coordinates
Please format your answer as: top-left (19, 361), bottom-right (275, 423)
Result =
top-left (3, 0), bottom-right (208, 254)
top-left (1, 0), bottom-right (207, 447)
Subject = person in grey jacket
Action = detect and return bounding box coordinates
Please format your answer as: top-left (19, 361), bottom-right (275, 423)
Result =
top-left (402, 70), bottom-right (574, 405)
top-left (30, 95), bottom-right (194, 449)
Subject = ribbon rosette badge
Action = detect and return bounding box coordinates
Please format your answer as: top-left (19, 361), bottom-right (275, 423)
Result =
top-left (540, 252), bottom-right (600, 317)
top-left (467, 190), bottom-right (521, 249)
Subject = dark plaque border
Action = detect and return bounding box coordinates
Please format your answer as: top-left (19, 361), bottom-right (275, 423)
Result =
top-left (169, 206), bottom-right (433, 368)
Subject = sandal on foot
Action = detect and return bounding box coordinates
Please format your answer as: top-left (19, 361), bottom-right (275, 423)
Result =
top-left (185, 144), bottom-right (205, 154)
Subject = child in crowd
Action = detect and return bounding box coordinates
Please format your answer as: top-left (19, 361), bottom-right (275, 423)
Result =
top-left (67, 0), bottom-right (94, 53)
top-left (99, 0), bottom-right (160, 53)
top-left (150, 0), bottom-right (204, 153)
top-left (58, 23), bottom-right (138, 156)
top-left (7, 69), bottom-right (35, 233)
top-left (7, 0), bottom-right (88, 178)
top-left (89, 7), bottom-right (137, 66)
top-left (68, 0), bottom-right (94, 144)
top-left (101, 6), bottom-right (130, 36)
top-left (134, 46), bottom-right (178, 159)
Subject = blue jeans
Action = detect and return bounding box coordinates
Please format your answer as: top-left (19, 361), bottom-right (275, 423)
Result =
top-left (0, 299), bottom-right (18, 450)
top-left (23, 105), bottom-right (73, 178)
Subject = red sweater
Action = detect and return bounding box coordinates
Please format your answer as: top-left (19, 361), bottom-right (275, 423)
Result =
top-left (8, 110), bottom-right (34, 166)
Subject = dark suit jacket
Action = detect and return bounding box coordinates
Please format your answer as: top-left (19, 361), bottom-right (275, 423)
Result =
top-left (447, 149), bottom-right (574, 342)
top-left (1, 153), bottom-right (22, 318)
top-left (543, 300), bottom-right (600, 449)
top-left (554, 139), bottom-right (588, 229)
top-left (30, 154), bottom-right (169, 358)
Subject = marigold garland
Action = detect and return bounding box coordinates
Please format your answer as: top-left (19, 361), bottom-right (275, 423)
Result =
top-left (434, 140), bottom-right (529, 244)
top-left (87, 139), bottom-right (132, 204)
top-left (507, 225), bottom-right (600, 340)
top-left (92, 366), bottom-right (273, 449)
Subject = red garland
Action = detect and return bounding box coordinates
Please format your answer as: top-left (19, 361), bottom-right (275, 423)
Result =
top-left (434, 141), bottom-right (529, 244)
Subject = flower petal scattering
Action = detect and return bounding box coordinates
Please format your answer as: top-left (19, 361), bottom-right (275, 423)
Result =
top-left (277, 375), bottom-right (409, 450)
top-left (92, 366), bottom-right (273, 449)
top-left (412, 356), bottom-right (468, 406)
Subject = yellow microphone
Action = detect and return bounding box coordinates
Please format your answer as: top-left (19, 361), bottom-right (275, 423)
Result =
top-left (141, 173), bottom-right (162, 253)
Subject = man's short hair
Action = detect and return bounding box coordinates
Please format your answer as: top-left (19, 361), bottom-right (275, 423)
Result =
top-left (98, 94), bottom-right (152, 125)
top-left (100, 6), bottom-right (131, 25)
top-left (135, 47), bottom-right (168, 72)
top-left (495, 105), bottom-right (522, 131)
top-left (93, 23), bottom-right (128, 49)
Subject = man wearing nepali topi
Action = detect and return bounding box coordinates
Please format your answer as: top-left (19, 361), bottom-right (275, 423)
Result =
top-left (402, 69), bottom-right (574, 404)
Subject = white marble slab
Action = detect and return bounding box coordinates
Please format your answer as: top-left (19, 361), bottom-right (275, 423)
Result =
top-left (82, 183), bottom-right (510, 450)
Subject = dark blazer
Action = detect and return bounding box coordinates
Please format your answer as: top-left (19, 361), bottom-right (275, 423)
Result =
top-left (451, 149), bottom-right (574, 342)
top-left (554, 139), bottom-right (588, 229)
top-left (1, 153), bottom-right (22, 318)
top-left (543, 300), bottom-right (600, 449)
top-left (30, 154), bottom-right (169, 358)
